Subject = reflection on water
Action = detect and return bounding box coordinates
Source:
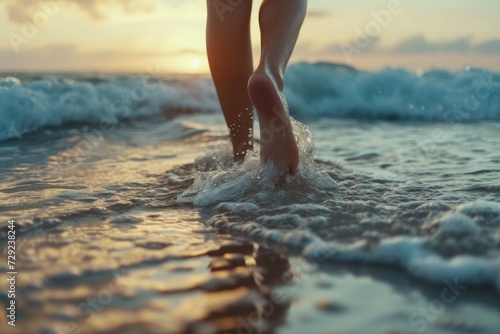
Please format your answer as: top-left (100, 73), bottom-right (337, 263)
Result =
top-left (180, 246), bottom-right (292, 334)
top-left (1, 115), bottom-right (500, 334)
top-left (1, 206), bottom-right (292, 334)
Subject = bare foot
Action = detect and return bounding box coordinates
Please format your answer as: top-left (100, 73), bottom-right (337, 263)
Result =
top-left (248, 69), bottom-right (299, 177)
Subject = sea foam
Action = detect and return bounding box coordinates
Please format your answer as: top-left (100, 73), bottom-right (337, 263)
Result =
top-left (177, 119), bottom-right (338, 206)
top-left (2, 63), bottom-right (500, 141)
top-left (208, 200), bottom-right (500, 293)
top-left (285, 62), bottom-right (500, 121)
top-left (0, 74), bottom-right (218, 141)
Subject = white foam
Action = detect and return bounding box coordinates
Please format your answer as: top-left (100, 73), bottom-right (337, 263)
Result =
top-left (455, 201), bottom-right (500, 218)
top-left (177, 119), bottom-right (338, 206)
top-left (216, 202), bottom-right (260, 213)
top-left (206, 198), bottom-right (500, 292)
top-left (303, 237), bottom-right (500, 288)
top-left (3, 63), bottom-right (500, 141)
top-left (285, 62), bottom-right (500, 121)
top-left (0, 75), bottom-right (218, 141)
top-left (433, 213), bottom-right (481, 238)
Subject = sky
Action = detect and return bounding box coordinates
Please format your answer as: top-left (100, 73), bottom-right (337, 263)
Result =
top-left (0, 0), bottom-right (499, 73)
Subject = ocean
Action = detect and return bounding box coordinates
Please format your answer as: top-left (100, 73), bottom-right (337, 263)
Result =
top-left (1, 62), bottom-right (500, 334)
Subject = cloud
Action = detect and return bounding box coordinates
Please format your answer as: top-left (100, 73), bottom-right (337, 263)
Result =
top-left (392, 36), bottom-right (473, 53)
top-left (0, 43), bottom-right (78, 69)
top-left (306, 10), bottom-right (330, 18)
top-left (475, 39), bottom-right (500, 54)
top-left (318, 35), bottom-right (500, 56)
top-left (0, 43), bottom-right (202, 71)
top-left (4, 0), bottom-right (158, 24)
top-left (319, 37), bottom-right (381, 55)
top-left (392, 36), bottom-right (500, 54)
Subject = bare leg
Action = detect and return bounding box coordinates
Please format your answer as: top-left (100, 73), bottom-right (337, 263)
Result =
top-left (206, 0), bottom-right (254, 161)
top-left (249, 0), bottom-right (307, 176)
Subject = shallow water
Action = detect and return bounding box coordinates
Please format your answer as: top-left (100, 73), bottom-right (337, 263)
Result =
top-left (3, 207), bottom-right (291, 334)
top-left (1, 110), bottom-right (500, 333)
top-left (181, 117), bottom-right (500, 289)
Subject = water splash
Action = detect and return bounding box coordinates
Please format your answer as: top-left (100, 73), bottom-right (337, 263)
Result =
top-left (177, 118), bottom-right (337, 206)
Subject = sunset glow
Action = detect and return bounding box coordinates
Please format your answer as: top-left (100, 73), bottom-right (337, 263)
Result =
top-left (0, 0), bottom-right (499, 73)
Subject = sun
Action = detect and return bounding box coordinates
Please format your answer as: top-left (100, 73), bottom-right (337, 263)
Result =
top-left (189, 57), bottom-right (201, 71)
